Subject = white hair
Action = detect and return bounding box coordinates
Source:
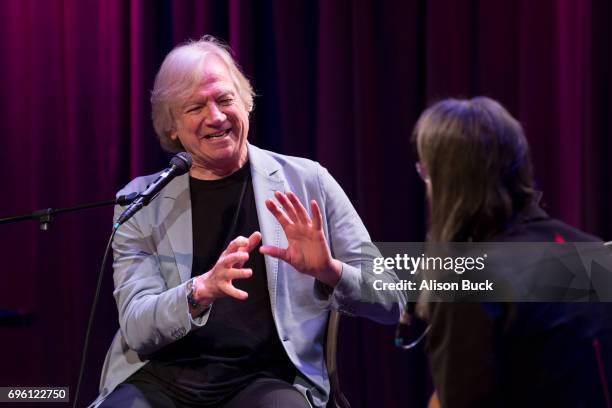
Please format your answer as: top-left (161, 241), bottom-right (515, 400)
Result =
top-left (151, 35), bottom-right (255, 152)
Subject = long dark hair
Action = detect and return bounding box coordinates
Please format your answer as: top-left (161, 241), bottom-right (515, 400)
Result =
top-left (413, 97), bottom-right (535, 242)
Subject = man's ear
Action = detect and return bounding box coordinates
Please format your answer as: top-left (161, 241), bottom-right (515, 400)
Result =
top-left (169, 126), bottom-right (178, 141)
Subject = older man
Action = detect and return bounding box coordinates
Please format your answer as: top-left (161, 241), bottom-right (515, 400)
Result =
top-left (92, 36), bottom-right (402, 408)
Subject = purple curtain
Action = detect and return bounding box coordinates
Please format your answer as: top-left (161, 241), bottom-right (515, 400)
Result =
top-left (0, 1), bottom-right (610, 407)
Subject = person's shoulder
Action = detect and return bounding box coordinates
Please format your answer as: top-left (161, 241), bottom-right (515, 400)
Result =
top-left (247, 144), bottom-right (344, 198)
top-left (499, 203), bottom-right (601, 243)
top-left (532, 217), bottom-right (601, 242)
top-left (248, 144), bottom-right (327, 186)
top-left (250, 144), bottom-right (322, 171)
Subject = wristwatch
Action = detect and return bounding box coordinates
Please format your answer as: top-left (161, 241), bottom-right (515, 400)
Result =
top-left (186, 278), bottom-right (200, 308)
top-left (186, 278), bottom-right (211, 315)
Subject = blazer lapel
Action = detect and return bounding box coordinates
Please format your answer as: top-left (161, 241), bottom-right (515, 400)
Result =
top-left (160, 173), bottom-right (193, 284)
top-left (248, 144), bottom-right (285, 313)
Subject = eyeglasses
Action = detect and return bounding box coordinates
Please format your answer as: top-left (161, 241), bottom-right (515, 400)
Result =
top-left (415, 161), bottom-right (429, 181)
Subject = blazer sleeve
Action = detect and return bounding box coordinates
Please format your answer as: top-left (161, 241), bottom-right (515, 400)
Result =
top-left (313, 164), bottom-right (405, 324)
top-left (111, 186), bottom-right (211, 355)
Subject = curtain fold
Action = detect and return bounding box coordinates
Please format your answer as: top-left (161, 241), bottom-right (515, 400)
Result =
top-left (0, 1), bottom-right (609, 406)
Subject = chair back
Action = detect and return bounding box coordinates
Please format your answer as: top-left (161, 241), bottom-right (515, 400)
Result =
top-left (326, 310), bottom-right (351, 408)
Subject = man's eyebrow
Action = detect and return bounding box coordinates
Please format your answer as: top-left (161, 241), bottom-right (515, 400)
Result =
top-left (184, 89), bottom-right (235, 104)
top-left (182, 99), bottom-right (203, 107)
top-left (216, 89), bottom-right (235, 97)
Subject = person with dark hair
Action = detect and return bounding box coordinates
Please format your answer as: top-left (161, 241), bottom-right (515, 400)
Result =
top-left (413, 97), bottom-right (612, 407)
top-left (90, 36), bottom-right (403, 408)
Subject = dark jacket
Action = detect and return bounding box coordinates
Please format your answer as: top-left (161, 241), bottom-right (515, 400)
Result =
top-left (426, 204), bottom-right (612, 408)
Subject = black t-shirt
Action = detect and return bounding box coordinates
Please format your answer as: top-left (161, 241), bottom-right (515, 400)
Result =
top-left (127, 164), bottom-right (295, 406)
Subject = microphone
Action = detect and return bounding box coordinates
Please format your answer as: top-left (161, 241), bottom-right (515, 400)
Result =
top-left (395, 302), bottom-right (430, 349)
top-left (114, 152), bottom-right (192, 229)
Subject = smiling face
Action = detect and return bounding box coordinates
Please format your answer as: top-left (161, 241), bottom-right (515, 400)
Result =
top-left (170, 55), bottom-right (249, 180)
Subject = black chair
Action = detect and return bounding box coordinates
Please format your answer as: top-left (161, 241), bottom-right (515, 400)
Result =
top-left (326, 310), bottom-right (350, 408)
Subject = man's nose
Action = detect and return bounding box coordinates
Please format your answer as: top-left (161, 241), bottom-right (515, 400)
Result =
top-left (205, 103), bottom-right (226, 125)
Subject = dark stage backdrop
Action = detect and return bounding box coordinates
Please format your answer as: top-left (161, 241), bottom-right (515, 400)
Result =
top-left (0, 1), bottom-right (611, 407)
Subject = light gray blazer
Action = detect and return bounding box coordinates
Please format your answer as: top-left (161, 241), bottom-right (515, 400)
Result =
top-left (91, 144), bottom-right (403, 408)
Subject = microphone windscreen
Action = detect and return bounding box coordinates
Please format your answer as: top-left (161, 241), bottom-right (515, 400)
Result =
top-left (170, 152), bottom-right (192, 174)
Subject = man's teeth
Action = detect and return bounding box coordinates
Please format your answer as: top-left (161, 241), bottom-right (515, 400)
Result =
top-left (206, 130), bottom-right (230, 139)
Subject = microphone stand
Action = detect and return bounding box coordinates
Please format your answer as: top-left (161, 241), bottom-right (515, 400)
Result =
top-left (0, 193), bottom-right (138, 328)
top-left (0, 192), bottom-right (138, 326)
top-left (0, 192), bottom-right (138, 231)
top-left (0, 191), bottom-right (141, 405)
top-left (1, 153), bottom-right (191, 407)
